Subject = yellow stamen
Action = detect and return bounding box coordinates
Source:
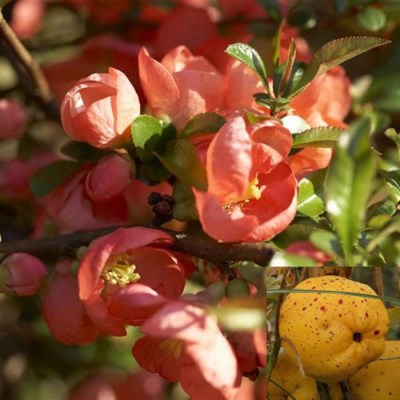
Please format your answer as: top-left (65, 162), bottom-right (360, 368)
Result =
top-left (101, 254), bottom-right (140, 287)
top-left (224, 177), bottom-right (262, 213)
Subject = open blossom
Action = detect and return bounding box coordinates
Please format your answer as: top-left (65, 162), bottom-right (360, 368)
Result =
top-left (78, 227), bottom-right (195, 335)
top-left (0, 99), bottom-right (27, 140)
top-left (193, 116), bottom-right (297, 242)
top-left (61, 67), bottom-right (140, 149)
top-left (0, 253), bottom-right (47, 296)
top-left (41, 261), bottom-right (100, 345)
top-left (139, 45), bottom-right (224, 130)
top-left (133, 300), bottom-right (241, 400)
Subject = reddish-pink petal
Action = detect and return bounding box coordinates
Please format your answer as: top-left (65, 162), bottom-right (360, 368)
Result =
top-left (108, 284), bottom-right (170, 325)
top-left (85, 155), bottom-right (132, 203)
top-left (250, 120), bottom-right (293, 174)
top-left (287, 147), bottom-right (333, 180)
top-left (132, 336), bottom-right (183, 382)
top-left (138, 47), bottom-right (180, 119)
top-left (207, 116), bottom-right (253, 202)
top-left (41, 273), bottom-right (100, 345)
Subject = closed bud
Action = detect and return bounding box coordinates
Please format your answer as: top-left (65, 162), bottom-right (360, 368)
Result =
top-left (0, 253), bottom-right (47, 296)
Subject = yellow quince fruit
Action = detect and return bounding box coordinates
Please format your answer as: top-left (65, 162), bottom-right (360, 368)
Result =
top-left (279, 275), bottom-right (390, 383)
top-left (348, 340), bottom-right (400, 399)
top-left (268, 350), bottom-right (343, 400)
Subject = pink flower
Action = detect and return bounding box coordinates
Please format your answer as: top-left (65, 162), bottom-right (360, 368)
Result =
top-left (290, 66), bottom-right (351, 127)
top-left (138, 45), bottom-right (224, 130)
top-left (41, 262), bottom-right (100, 345)
top-left (0, 253), bottom-right (47, 296)
top-left (11, 0), bottom-right (44, 39)
top-left (0, 99), bottom-right (27, 140)
top-left (44, 155), bottom-right (132, 234)
top-left (132, 301), bottom-right (241, 400)
top-left (78, 227), bottom-right (195, 335)
top-left (193, 116), bottom-right (297, 242)
top-left (61, 67), bottom-right (140, 149)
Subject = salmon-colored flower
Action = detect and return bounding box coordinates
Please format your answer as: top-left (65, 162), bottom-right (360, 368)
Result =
top-left (0, 253), bottom-right (47, 296)
top-left (61, 67), bottom-right (140, 149)
top-left (41, 261), bottom-right (100, 345)
top-left (285, 241), bottom-right (333, 264)
top-left (139, 45), bottom-right (224, 130)
top-left (78, 227), bottom-right (194, 335)
top-left (0, 99), bottom-right (27, 140)
top-left (133, 300), bottom-right (241, 400)
top-left (193, 116), bottom-right (297, 242)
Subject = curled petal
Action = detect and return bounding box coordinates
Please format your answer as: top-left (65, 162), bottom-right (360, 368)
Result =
top-left (287, 147), bottom-right (333, 180)
top-left (207, 116), bottom-right (253, 202)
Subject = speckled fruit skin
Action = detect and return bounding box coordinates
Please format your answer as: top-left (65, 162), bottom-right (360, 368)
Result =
top-left (348, 341), bottom-right (400, 400)
top-left (268, 351), bottom-right (343, 400)
top-left (279, 276), bottom-right (390, 383)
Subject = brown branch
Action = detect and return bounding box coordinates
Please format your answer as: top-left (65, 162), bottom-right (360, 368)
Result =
top-left (0, 225), bottom-right (274, 266)
top-left (0, 10), bottom-right (60, 120)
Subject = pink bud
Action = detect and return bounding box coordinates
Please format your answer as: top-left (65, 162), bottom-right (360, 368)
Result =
top-left (0, 99), bottom-right (27, 140)
top-left (0, 253), bottom-right (47, 296)
top-left (85, 155), bottom-right (133, 203)
top-left (61, 68), bottom-right (140, 149)
top-left (10, 0), bottom-right (44, 39)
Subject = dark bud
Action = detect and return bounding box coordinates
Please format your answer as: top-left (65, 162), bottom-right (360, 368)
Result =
top-left (148, 192), bottom-right (162, 205)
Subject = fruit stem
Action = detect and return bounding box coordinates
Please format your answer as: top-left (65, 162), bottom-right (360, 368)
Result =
top-left (339, 381), bottom-right (353, 400)
top-left (316, 382), bottom-right (331, 400)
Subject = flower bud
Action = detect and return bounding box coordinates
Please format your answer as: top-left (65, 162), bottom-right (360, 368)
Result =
top-left (0, 253), bottom-right (47, 296)
top-left (61, 67), bottom-right (140, 149)
top-left (0, 99), bottom-right (27, 140)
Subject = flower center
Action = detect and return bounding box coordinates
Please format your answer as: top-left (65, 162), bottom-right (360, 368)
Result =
top-left (224, 177), bottom-right (262, 213)
top-left (101, 254), bottom-right (140, 287)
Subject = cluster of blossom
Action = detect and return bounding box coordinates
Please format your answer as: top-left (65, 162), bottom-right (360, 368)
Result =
top-left (0, 0), bottom-right (355, 399)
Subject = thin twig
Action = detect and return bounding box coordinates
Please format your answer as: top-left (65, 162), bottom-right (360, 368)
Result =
top-left (0, 10), bottom-right (60, 120)
top-left (0, 224), bottom-right (275, 266)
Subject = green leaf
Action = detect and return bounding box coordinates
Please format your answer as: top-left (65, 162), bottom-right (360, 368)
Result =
top-left (138, 160), bottom-right (171, 183)
top-left (60, 141), bottom-right (109, 162)
top-left (297, 178), bottom-right (325, 218)
top-left (278, 39), bottom-right (297, 97)
top-left (30, 160), bottom-right (80, 198)
top-left (172, 181), bottom-right (199, 221)
top-left (356, 6), bottom-right (387, 31)
top-left (132, 115), bottom-right (163, 162)
top-left (325, 117), bottom-right (377, 264)
top-left (291, 36), bottom-right (390, 98)
top-left (182, 112), bottom-right (226, 138)
top-left (132, 115), bottom-right (176, 162)
top-left (292, 126), bottom-right (344, 148)
top-left (273, 221), bottom-right (329, 247)
top-left (309, 230), bottom-right (342, 257)
top-left (156, 139), bottom-right (207, 191)
top-left (269, 252), bottom-right (317, 267)
top-left (225, 43), bottom-right (270, 93)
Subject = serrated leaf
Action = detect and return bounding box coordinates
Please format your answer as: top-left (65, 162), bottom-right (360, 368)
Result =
top-left (292, 126), bottom-right (344, 148)
top-left (156, 139), bottom-right (207, 191)
top-left (290, 36), bottom-right (390, 98)
top-left (297, 178), bottom-right (325, 218)
top-left (356, 6), bottom-right (387, 32)
top-left (182, 112), bottom-right (226, 138)
top-left (225, 43), bottom-right (270, 93)
top-left (325, 117), bottom-right (377, 264)
top-left (30, 160), bottom-right (80, 198)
